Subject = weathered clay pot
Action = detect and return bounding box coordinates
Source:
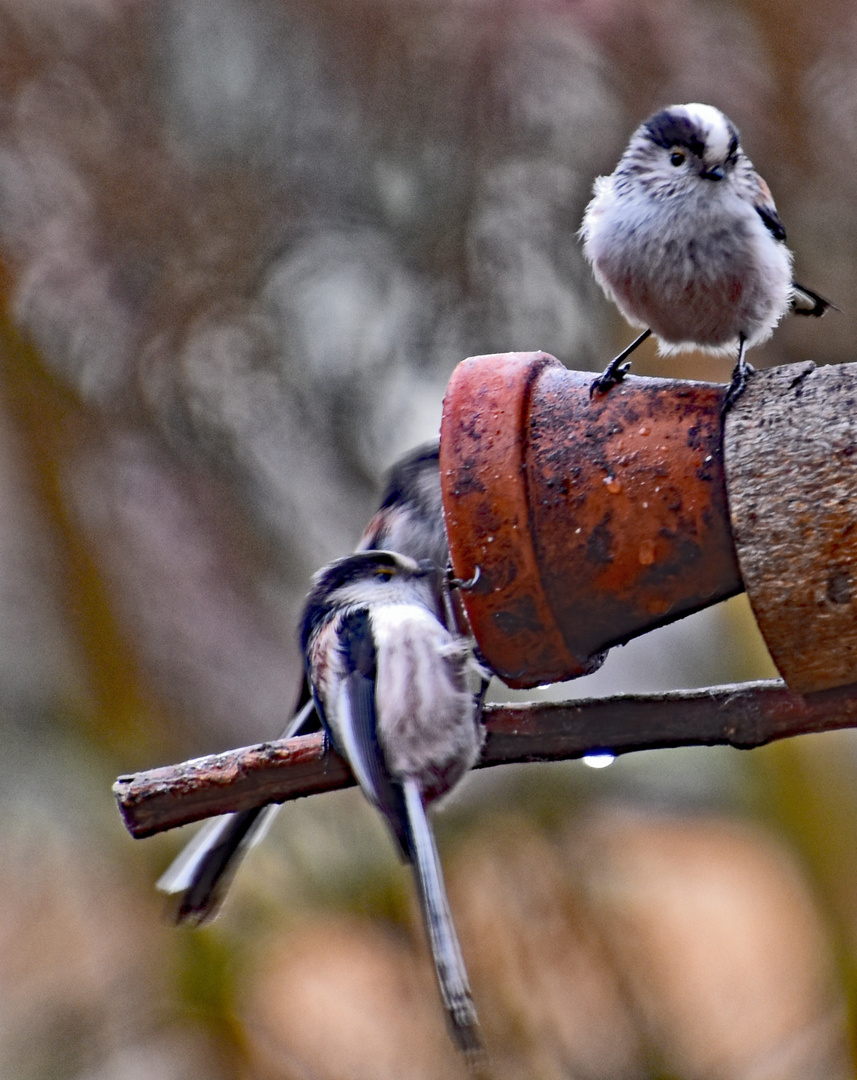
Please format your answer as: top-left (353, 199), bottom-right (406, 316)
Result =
top-left (440, 352), bottom-right (741, 688)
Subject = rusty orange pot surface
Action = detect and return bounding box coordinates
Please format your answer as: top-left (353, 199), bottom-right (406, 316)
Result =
top-left (440, 352), bottom-right (742, 688)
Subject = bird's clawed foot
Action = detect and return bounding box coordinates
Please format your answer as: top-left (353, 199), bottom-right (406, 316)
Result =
top-left (448, 565), bottom-right (481, 591)
top-left (722, 336), bottom-right (754, 414)
top-left (589, 328), bottom-right (652, 400)
top-left (590, 359), bottom-right (631, 397)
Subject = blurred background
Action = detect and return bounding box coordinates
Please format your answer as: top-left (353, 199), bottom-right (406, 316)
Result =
top-left (1, 0), bottom-right (856, 1076)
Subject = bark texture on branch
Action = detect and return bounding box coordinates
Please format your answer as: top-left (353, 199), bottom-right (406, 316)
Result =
top-left (115, 678), bottom-right (857, 838)
top-left (725, 361), bottom-right (857, 693)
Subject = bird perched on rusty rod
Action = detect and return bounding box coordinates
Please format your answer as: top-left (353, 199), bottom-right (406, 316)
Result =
top-left (157, 442), bottom-right (459, 925)
top-left (580, 102), bottom-right (833, 406)
top-left (300, 549), bottom-right (488, 1058)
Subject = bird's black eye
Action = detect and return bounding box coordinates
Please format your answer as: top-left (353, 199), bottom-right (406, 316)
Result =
top-left (372, 566), bottom-right (396, 581)
top-left (669, 150), bottom-right (686, 167)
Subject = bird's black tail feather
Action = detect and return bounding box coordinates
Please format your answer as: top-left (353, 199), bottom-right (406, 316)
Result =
top-left (157, 696), bottom-right (317, 924)
top-left (791, 283), bottom-right (837, 317)
top-left (159, 805), bottom-right (279, 925)
top-left (401, 777), bottom-right (484, 1064)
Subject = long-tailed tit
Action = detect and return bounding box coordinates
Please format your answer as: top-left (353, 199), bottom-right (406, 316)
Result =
top-left (301, 549), bottom-right (487, 1056)
top-left (158, 442), bottom-right (464, 924)
top-left (358, 439), bottom-right (480, 632)
top-left (580, 103), bottom-right (831, 404)
top-left (357, 441), bottom-right (448, 568)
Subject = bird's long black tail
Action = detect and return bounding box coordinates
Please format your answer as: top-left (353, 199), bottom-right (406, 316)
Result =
top-left (158, 804), bottom-right (279, 924)
top-left (401, 777), bottom-right (483, 1062)
top-left (157, 696), bottom-right (317, 924)
top-left (791, 283), bottom-right (836, 317)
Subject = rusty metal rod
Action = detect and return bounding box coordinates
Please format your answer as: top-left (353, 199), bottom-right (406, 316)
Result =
top-left (115, 678), bottom-right (857, 839)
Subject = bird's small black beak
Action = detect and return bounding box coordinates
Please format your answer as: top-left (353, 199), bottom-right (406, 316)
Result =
top-left (700, 165), bottom-right (725, 181)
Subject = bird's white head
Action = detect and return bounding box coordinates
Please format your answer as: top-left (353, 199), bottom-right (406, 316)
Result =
top-left (613, 102), bottom-right (743, 198)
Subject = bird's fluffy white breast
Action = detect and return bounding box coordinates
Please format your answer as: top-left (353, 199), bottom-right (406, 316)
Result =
top-left (579, 133), bottom-right (793, 350)
top-left (371, 603), bottom-right (481, 795)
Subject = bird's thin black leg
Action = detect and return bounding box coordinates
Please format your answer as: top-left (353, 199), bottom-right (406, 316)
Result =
top-left (723, 334), bottom-right (754, 413)
top-left (590, 328), bottom-right (652, 397)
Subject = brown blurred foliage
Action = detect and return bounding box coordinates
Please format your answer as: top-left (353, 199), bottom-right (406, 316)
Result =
top-left (0, 0), bottom-right (856, 1076)
top-left (238, 811), bottom-right (851, 1079)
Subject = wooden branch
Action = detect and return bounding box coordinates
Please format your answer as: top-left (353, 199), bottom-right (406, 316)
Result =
top-left (115, 678), bottom-right (857, 839)
top-left (724, 362), bottom-right (857, 692)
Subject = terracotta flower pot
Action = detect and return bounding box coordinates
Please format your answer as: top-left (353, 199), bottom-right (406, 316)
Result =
top-left (439, 352), bottom-right (741, 688)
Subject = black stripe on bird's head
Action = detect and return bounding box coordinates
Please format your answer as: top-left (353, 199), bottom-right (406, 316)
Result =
top-left (299, 550), bottom-right (429, 651)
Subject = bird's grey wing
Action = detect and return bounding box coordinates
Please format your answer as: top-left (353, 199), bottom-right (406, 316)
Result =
top-left (752, 172), bottom-right (787, 241)
top-left (755, 202), bottom-right (786, 242)
top-left (752, 182), bottom-right (834, 317)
